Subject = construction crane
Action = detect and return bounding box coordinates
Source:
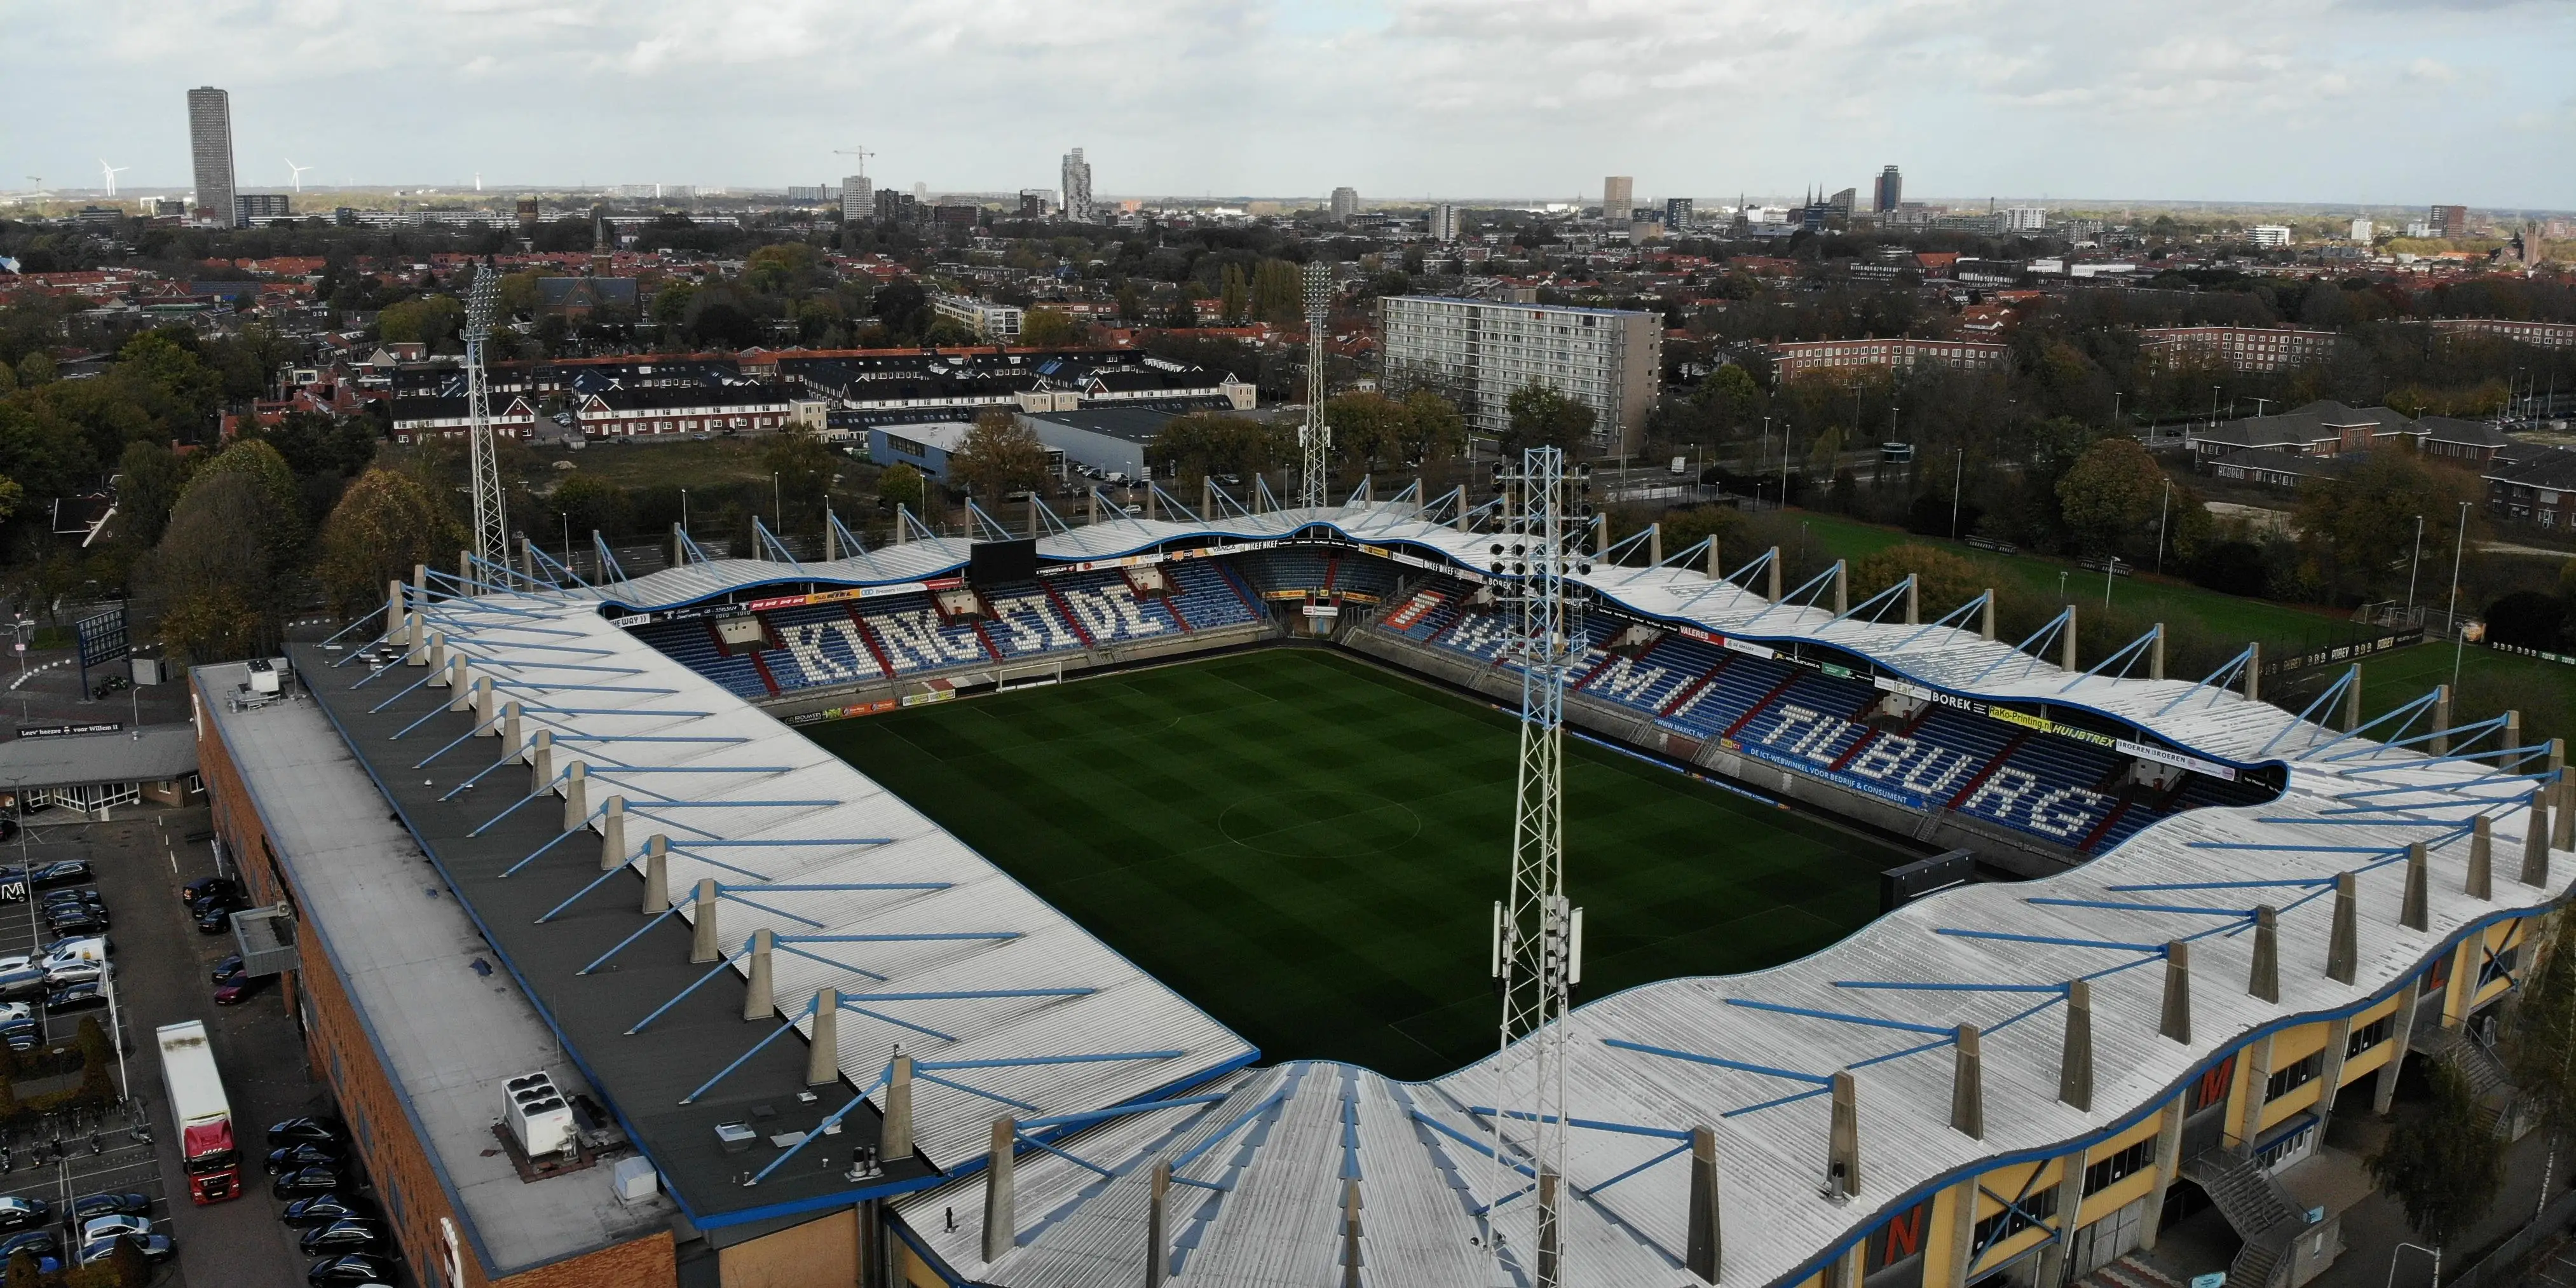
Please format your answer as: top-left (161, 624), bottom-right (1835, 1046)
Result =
top-left (462, 268), bottom-right (509, 577)
top-left (833, 144), bottom-right (874, 179)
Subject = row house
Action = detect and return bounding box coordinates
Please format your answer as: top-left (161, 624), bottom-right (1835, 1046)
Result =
top-left (2485, 448), bottom-right (2576, 528)
top-left (2422, 317), bottom-right (2576, 351)
top-left (573, 385), bottom-right (797, 438)
top-left (389, 395), bottom-right (538, 444)
top-left (1760, 337), bottom-right (2011, 382)
top-left (2138, 325), bottom-right (2340, 373)
top-left (2187, 401), bottom-right (2422, 463)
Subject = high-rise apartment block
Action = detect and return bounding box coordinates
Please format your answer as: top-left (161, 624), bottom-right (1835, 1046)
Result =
top-left (235, 193), bottom-right (290, 224)
top-left (1018, 190), bottom-right (1049, 219)
top-left (1602, 175), bottom-right (1633, 222)
top-left (1664, 197), bottom-right (1694, 231)
top-left (2001, 207), bottom-right (2047, 232)
top-left (1874, 165), bottom-right (1902, 213)
top-left (840, 175), bottom-right (873, 222)
top-left (1427, 203), bottom-right (1461, 243)
top-left (2348, 218), bottom-right (2374, 242)
top-left (2430, 205), bottom-right (2469, 240)
top-left (1379, 296), bottom-right (1662, 454)
top-left (1060, 149), bottom-right (1094, 223)
top-left (186, 86), bottom-right (238, 228)
top-left (2249, 224), bottom-right (2292, 248)
top-left (1329, 186), bottom-right (1359, 224)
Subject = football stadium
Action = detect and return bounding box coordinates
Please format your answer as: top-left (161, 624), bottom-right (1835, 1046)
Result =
top-left (192, 488), bottom-right (2553, 1288)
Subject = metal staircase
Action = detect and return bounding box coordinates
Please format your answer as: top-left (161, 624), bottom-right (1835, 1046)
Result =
top-left (2416, 1026), bottom-right (2521, 1138)
top-left (2179, 1149), bottom-right (2307, 1288)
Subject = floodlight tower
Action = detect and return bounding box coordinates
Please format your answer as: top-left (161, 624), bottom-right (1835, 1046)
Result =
top-left (1297, 261), bottom-right (1332, 510)
top-left (1485, 446), bottom-right (1590, 1286)
top-left (462, 267), bottom-right (509, 577)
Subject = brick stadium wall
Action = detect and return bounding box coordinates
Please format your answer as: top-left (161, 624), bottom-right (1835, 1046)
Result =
top-left (716, 1207), bottom-right (857, 1287)
top-left (194, 676), bottom-right (679, 1288)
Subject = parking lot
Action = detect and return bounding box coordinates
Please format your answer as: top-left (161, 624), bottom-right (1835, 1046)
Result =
top-left (1, 804), bottom-right (346, 1287)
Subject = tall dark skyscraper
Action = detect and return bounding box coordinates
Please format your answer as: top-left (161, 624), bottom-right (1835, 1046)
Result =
top-left (1874, 165), bottom-right (1902, 214)
top-left (187, 86), bottom-right (238, 227)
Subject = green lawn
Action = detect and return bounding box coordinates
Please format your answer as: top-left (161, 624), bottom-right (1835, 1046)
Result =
top-left (802, 650), bottom-right (1905, 1079)
top-left (2287, 641), bottom-right (2576, 748)
top-left (1780, 510), bottom-right (2352, 650)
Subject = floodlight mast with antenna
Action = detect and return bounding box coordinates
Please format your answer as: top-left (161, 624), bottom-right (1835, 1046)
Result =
top-left (1298, 261), bottom-right (1332, 510)
top-left (1485, 446), bottom-right (1589, 1286)
top-left (463, 268), bottom-right (509, 577)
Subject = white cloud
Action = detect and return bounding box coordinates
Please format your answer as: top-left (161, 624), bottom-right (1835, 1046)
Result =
top-left (4, 0), bottom-right (2570, 207)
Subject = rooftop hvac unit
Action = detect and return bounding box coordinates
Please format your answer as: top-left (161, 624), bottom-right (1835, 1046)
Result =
top-left (247, 659), bottom-right (281, 694)
top-left (502, 1071), bottom-right (576, 1158)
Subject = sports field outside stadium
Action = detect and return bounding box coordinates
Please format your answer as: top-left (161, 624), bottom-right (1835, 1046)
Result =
top-left (805, 649), bottom-right (1909, 1080)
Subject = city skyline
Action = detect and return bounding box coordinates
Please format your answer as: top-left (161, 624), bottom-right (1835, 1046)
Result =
top-left (6, 1), bottom-right (2573, 209)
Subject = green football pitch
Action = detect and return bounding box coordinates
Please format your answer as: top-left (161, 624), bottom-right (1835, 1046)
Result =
top-left (802, 650), bottom-right (1909, 1080)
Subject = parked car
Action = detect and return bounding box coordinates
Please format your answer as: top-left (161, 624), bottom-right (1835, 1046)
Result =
top-left (39, 887), bottom-right (101, 909)
top-left (298, 1219), bottom-right (386, 1256)
top-left (181, 875), bottom-right (237, 905)
top-left (0, 1228), bottom-right (58, 1259)
top-left (44, 908), bottom-right (106, 937)
top-left (42, 983), bottom-right (106, 1015)
top-left (42, 936), bottom-right (107, 964)
top-left (30, 861), bottom-right (90, 889)
top-left (267, 1142), bottom-right (345, 1174)
top-left (0, 1196), bottom-right (46, 1229)
top-left (193, 899), bottom-right (240, 935)
top-left (210, 955), bottom-right (244, 985)
top-left (79, 1233), bottom-right (172, 1266)
top-left (307, 1252), bottom-right (395, 1287)
top-left (280, 1193), bottom-right (374, 1228)
top-left (0, 970), bottom-right (47, 1002)
top-left (268, 1116), bottom-right (348, 1148)
top-left (78, 1214), bottom-right (149, 1243)
top-left (0, 1020), bottom-right (39, 1053)
top-left (43, 959), bottom-right (111, 987)
top-left (68, 1193), bottom-right (147, 1223)
top-left (0, 1001), bottom-right (31, 1024)
top-left (272, 1165), bottom-right (343, 1198)
top-left (214, 974), bottom-right (271, 1006)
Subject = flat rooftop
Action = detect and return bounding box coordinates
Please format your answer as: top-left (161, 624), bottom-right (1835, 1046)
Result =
top-left (1026, 406), bottom-right (1180, 443)
top-left (195, 662), bottom-right (676, 1275)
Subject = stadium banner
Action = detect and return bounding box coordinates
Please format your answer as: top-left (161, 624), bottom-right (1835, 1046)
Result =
top-left (785, 697), bottom-right (902, 725)
top-left (1055, 540), bottom-right (1283, 576)
top-left (1302, 603), bottom-right (1340, 618)
top-left (1672, 623), bottom-right (1775, 659)
top-left (745, 578), bottom-right (960, 613)
top-left (901, 687), bottom-right (958, 708)
top-left (1875, 675), bottom-right (2236, 779)
top-left (1260, 591), bottom-right (1309, 602)
top-left (2262, 629), bottom-right (2422, 677)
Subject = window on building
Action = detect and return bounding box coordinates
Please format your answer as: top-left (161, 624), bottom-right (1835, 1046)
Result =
top-left (1971, 1187), bottom-right (2058, 1251)
top-left (2481, 943), bottom-right (2521, 987)
top-left (2083, 1139), bottom-right (2154, 1195)
top-left (2265, 1051), bottom-right (2324, 1101)
top-left (2347, 1014), bottom-right (2394, 1057)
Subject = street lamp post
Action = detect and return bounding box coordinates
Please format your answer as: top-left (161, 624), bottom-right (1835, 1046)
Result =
top-left (2448, 500), bottom-right (2471, 690)
top-left (2407, 515), bottom-right (2424, 621)
top-left (2155, 479), bottom-right (2172, 575)
top-left (1951, 447), bottom-right (1965, 539)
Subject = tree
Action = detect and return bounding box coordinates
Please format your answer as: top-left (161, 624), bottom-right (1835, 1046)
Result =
top-left (2512, 914), bottom-right (2576, 1138)
top-left (1851, 544), bottom-right (1987, 615)
top-left (2484, 591), bottom-right (2567, 651)
top-left (1218, 264), bottom-right (1250, 325)
top-left (146, 472), bottom-right (273, 662)
top-left (1324, 392), bottom-right (1408, 472)
top-left (948, 412), bottom-right (1051, 498)
top-left (876, 463), bottom-right (926, 514)
top-left (762, 429), bottom-right (838, 519)
top-left (1018, 308), bottom-right (1082, 348)
top-left (2293, 448), bottom-right (2476, 600)
top-left (547, 475), bottom-right (627, 542)
top-left (1147, 412), bottom-right (1289, 485)
top-left (1503, 383), bottom-right (1595, 453)
top-left (178, 439), bottom-right (303, 569)
top-left (112, 441), bottom-right (195, 547)
top-left (2055, 436), bottom-right (2163, 557)
top-left (1248, 258), bottom-right (1304, 325)
top-left (2366, 1060), bottom-right (2505, 1249)
top-left (377, 294), bottom-right (467, 347)
top-left (1396, 389), bottom-right (1467, 464)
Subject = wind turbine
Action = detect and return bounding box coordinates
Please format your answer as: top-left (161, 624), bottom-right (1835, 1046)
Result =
top-left (98, 160), bottom-right (128, 196)
top-left (285, 159), bottom-right (313, 193)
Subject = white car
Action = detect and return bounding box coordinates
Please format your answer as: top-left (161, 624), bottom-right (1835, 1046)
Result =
top-left (0, 956), bottom-right (27, 974)
top-left (81, 1213), bottom-right (149, 1243)
top-left (0, 1003), bottom-right (32, 1024)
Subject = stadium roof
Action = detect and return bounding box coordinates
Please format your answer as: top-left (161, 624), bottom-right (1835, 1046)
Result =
top-left (348, 497), bottom-right (2557, 1286)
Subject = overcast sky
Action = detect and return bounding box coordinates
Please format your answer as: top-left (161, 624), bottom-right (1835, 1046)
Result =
top-left (8, 0), bottom-right (2572, 210)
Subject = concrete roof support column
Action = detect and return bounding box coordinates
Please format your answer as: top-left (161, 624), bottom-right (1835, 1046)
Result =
top-left (446, 656), bottom-right (472, 711)
top-left (2160, 941), bottom-right (2193, 1043)
top-left (2327, 873), bottom-right (2359, 983)
top-left (2469, 815), bottom-right (2493, 900)
top-left (742, 928), bottom-right (773, 1020)
top-left (561, 760), bottom-right (587, 830)
top-left (2432, 685), bottom-right (2452, 755)
top-left (1950, 1025), bottom-right (1984, 1139)
top-left (1828, 1071), bottom-right (1860, 1197)
top-left (405, 612), bottom-right (428, 666)
top-left (2244, 642), bottom-right (2261, 701)
top-left (983, 1120), bottom-right (1018, 1262)
top-left (1833, 560), bottom-right (1848, 614)
top-left (1980, 591), bottom-right (1995, 642)
top-left (2401, 842), bottom-right (2430, 931)
top-left (472, 677), bottom-right (495, 731)
top-left (2137, 1097), bottom-right (2187, 1252)
top-left (598, 795), bottom-right (625, 872)
top-left (808, 988), bottom-right (841, 1086)
top-left (882, 1052), bottom-right (914, 1161)
top-left (500, 701), bottom-right (519, 750)
top-left (528, 730), bottom-right (552, 793)
top-left (1146, 1161), bottom-right (1171, 1287)
top-left (2250, 907), bottom-right (2280, 1003)
top-left (426, 632), bottom-right (447, 675)
top-left (2344, 664), bottom-right (2362, 731)
top-left (386, 580), bottom-right (406, 647)
top-left (1905, 575), bottom-right (1919, 626)
top-left (2059, 980), bottom-right (2094, 1111)
top-left (2062, 605), bottom-right (2078, 671)
top-left (2150, 624), bottom-right (2165, 680)
top-left (1767, 548), bottom-right (1782, 601)
top-left (689, 877), bottom-right (718, 963)
top-left (1686, 1125), bottom-right (1722, 1282)
top-left (641, 835), bottom-right (669, 914)
top-left (2526, 791), bottom-right (2554, 888)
